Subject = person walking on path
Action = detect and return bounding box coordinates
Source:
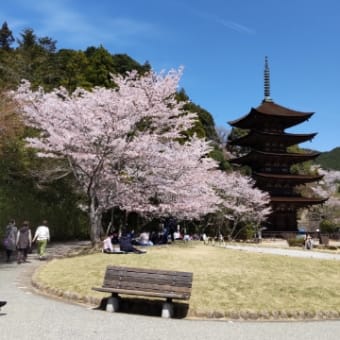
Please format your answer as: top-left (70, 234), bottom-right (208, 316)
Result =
top-left (304, 233), bottom-right (313, 250)
top-left (32, 220), bottom-right (50, 260)
top-left (16, 221), bottom-right (32, 264)
top-left (3, 219), bottom-right (17, 262)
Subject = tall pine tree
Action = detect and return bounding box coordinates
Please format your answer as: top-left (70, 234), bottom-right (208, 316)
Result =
top-left (0, 22), bottom-right (14, 51)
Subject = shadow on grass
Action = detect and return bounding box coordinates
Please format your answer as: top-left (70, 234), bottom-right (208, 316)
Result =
top-left (95, 296), bottom-right (190, 319)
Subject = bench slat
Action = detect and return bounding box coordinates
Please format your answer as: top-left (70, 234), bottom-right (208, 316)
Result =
top-left (105, 269), bottom-right (192, 280)
top-left (92, 287), bottom-right (190, 299)
top-left (103, 273), bottom-right (192, 287)
top-left (106, 268), bottom-right (192, 279)
top-left (103, 280), bottom-right (191, 294)
top-left (106, 266), bottom-right (192, 277)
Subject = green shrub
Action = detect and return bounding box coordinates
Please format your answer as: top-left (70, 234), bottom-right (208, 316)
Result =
top-left (287, 238), bottom-right (305, 247)
top-left (326, 245), bottom-right (338, 251)
top-left (235, 223), bottom-right (254, 240)
top-left (320, 219), bottom-right (338, 233)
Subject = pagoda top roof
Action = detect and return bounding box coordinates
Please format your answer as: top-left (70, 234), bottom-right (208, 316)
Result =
top-left (229, 58), bottom-right (316, 131)
top-left (229, 101), bottom-right (314, 128)
top-left (256, 101), bottom-right (314, 117)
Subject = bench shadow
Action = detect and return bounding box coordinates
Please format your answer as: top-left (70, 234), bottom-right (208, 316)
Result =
top-left (95, 297), bottom-right (190, 319)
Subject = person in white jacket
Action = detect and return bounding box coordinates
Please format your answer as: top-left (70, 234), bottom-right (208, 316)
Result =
top-left (32, 220), bottom-right (50, 259)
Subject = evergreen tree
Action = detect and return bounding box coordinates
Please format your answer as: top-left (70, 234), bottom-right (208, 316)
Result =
top-left (84, 45), bottom-right (116, 88)
top-left (55, 49), bottom-right (90, 91)
top-left (15, 28), bottom-right (59, 88)
top-left (0, 22), bottom-right (14, 51)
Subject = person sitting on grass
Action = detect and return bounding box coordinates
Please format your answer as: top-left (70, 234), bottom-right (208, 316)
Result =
top-left (102, 234), bottom-right (114, 253)
top-left (136, 232), bottom-right (153, 246)
top-left (119, 230), bottom-right (146, 254)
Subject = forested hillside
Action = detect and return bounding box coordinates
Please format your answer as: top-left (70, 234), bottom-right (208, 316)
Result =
top-left (0, 22), bottom-right (229, 240)
top-left (316, 148), bottom-right (340, 171)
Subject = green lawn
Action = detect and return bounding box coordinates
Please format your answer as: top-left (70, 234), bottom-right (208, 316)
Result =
top-left (33, 241), bottom-right (340, 319)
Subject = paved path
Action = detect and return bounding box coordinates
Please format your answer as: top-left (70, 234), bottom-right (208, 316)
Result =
top-left (2, 243), bottom-right (340, 340)
top-left (224, 244), bottom-right (340, 260)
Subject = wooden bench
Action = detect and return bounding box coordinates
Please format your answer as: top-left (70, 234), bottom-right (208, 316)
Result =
top-left (92, 265), bottom-right (193, 318)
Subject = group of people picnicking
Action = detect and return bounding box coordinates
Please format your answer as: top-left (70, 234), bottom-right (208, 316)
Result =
top-left (2, 219), bottom-right (50, 263)
top-left (102, 229), bottom-right (164, 254)
top-left (103, 230), bottom-right (146, 254)
top-left (102, 221), bottom-right (194, 254)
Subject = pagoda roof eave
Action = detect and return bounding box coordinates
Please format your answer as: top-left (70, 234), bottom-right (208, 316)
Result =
top-left (229, 131), bottom-right (317, 146)
top-left (230, 150), bottom-right (321, 165)
top-left (256, 149), bottom-right (320, 158)
top-left (228, 101), bottom-right (314, 127)
top-left (253, 172), bottom-right (324, 183)
top-left (270, 196), bottom-right (328, 206)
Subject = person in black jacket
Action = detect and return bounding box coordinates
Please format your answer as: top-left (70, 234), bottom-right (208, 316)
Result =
top-left (119, 230), bottom-right (145, 254)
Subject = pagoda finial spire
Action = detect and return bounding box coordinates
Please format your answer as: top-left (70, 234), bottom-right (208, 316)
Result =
top-left (264, 56), bottom-right (272, 102)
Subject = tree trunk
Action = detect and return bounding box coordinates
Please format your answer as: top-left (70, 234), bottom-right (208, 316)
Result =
top-left (89, 197), bottom-right (103, 245)
top-left (229, 217), bottom-right (240, 240)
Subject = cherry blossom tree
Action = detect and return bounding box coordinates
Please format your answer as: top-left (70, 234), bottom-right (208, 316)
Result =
top-left (121, 136), bottom-right (221, 216)
top-left (12, 69), bottom-right (223, 243)
top-left (310, 167), bottom-right (340, 226)
top-left (209, 171), bottom-right (272, 239)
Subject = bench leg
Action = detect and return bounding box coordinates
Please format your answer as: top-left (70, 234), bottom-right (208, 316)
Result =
top-left (106, 294), bottom-right (119, 313)
top-left (161, 298), bottom-right (174, 318)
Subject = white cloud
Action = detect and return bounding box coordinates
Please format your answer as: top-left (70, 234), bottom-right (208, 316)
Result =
top-left (3, 1), bottom-right (159, 49)
top-left (215, 18), bottom-right (255, 35)
top-left (187, 7), bottom-right (255, 35)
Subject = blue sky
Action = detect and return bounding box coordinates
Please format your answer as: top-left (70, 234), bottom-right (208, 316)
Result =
top-left (1, 0), bottom-right (340, 152)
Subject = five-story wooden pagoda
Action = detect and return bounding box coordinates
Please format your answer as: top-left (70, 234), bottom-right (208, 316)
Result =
top-left (228, 58), bottom-right (327, 232)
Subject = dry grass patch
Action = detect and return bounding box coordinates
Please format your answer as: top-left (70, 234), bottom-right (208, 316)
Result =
top-left (34, 241), bottom-right (340, 318)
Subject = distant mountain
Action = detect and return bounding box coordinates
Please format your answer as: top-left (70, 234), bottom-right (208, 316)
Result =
top-left (315, 147), bottom-right (340, 170)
